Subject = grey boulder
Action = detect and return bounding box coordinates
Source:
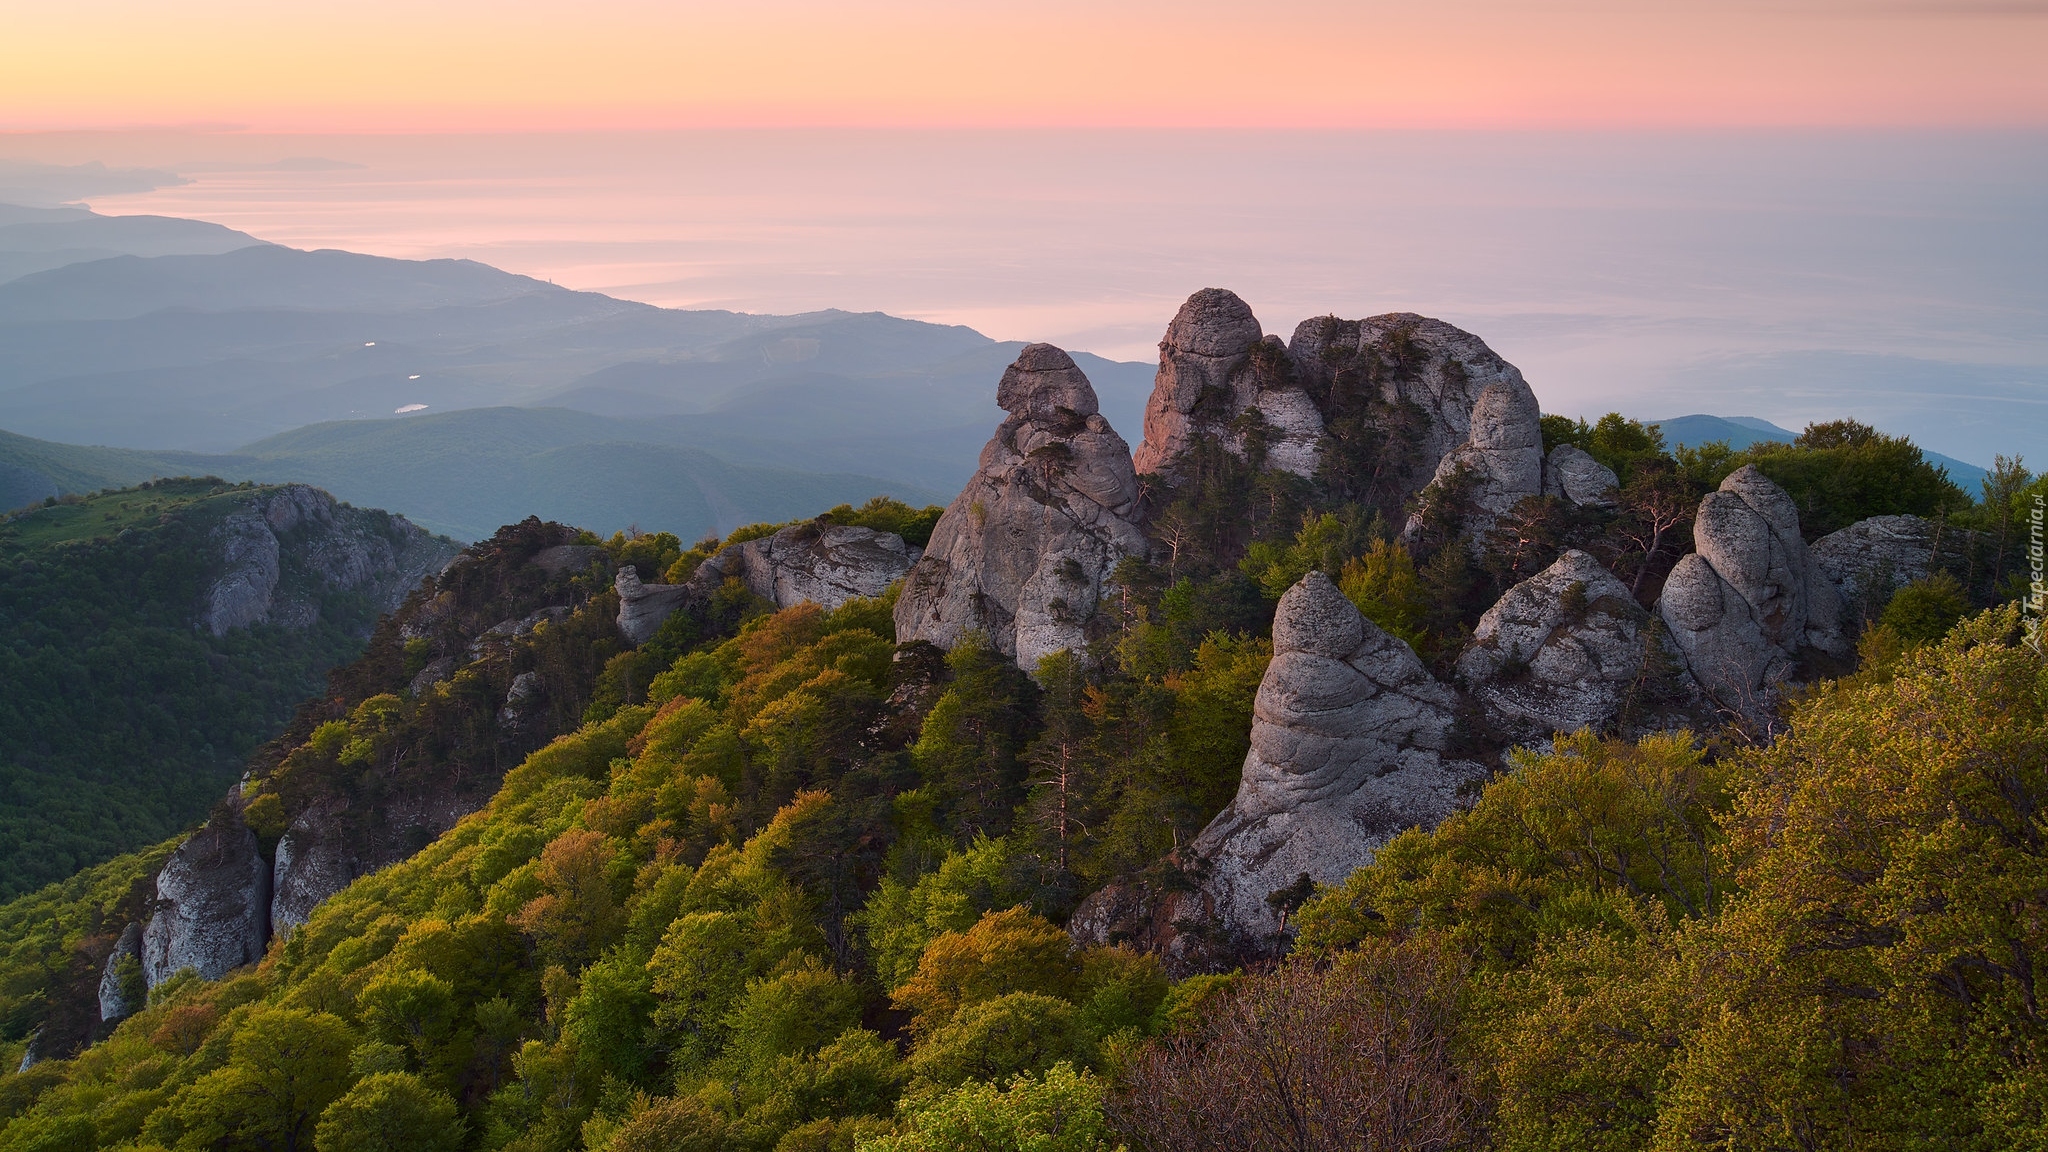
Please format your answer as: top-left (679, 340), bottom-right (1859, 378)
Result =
top-left (1657, 465), bottom-right (1848, 724)
top-left (1456, 549), bottom-right (1655, 738)
top-left (896, 344), bottom-right (1150, 670)
top-left (1543, 444), bottom-right (1620, 508)
top-left (1809, 514), bottom-right (1938, 612)
top-left (691, 521), bottom-right (919, 610)
top-left (1189, 572), bottom-right (1481, 938)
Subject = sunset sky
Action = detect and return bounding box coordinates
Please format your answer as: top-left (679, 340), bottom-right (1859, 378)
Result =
top-left (6, 0), bottom-right (2048, 130)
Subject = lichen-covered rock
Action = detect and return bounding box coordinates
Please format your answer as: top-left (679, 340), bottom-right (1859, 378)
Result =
top-left (1288, 312), bottom-right (1537, 503)
top-left (141, 792), bottom-right (270, 986)
top-left (691, 522), bottom-right (919, 610)
top-left (1657, 466), bottom-right (1849, 722)
top-left (1133, 290), bottom-right (1323, 481)
top-left (203, 485), bottom-right (455, 636)
top-left (1543, 444), bottom-right (1620, 508)
top-left (1810, 514), bottom-right (1937, 610)
top-left (528, 543), bottom-right (603, 578)
top-left (97, 922), bottom-right (143, 1023)
top-left (1188, 572), bottom-right (1481, 938)
top-left (1456, 550), bottom-right (1656, 738)
top-left (895, 344), bottom-right (1149, 670)
top-left (615, 566), bottom-right (692, 645)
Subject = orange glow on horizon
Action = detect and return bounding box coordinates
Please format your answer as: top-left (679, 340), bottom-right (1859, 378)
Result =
top-left (4, 0), bottom-right (2047, 131)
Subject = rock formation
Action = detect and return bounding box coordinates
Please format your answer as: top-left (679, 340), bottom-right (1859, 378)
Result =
top-left (895, 344), bottom-right (1149, 670)
top-left (615, 567), bottom-right (693, 645)
top-left (1133, 289), bottom-right (1324, 481)
top-left (97, 923), bottom-right (143, 1023)
top-left (1810, 514), bottom-right (1939, 611)
top-left (1406, 380), bottom-right (1545, 540)
top-left (692, 522), bottom-right (919, 609)
top-left (1456, 550), bottom-right (1659, 739)
top-left (270, 790), bottom-right (479, 935)
top-left (1187, 571), bottom-right (1482, 937)
top-left (141, 791), bottom-right (270, 985)
top-left (203, 485), bottom-right (455, 635)
top-left (1658, 465), bottom-right (1850, 721)
top-left (615, 522), bottom-right (920, 644)
top-left (1543, 444), bottom-right (1620, 508)
top-left (1288, 312), bottom-right (1539, 504)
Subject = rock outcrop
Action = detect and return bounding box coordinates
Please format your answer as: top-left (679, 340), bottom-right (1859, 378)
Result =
top-left (141, 791), bottom-right (270, 986)
top-left (1456, 550), bottom-right (1659, 739)
top-left (1658, 465), bottom-right (1849, 722)
top-left (1187, 572), bottom-right (1481, 937)
top-left (1810, 514), bottom-right (1938, 611)
top-left (1543, 444), bottom-right (1620, 508)
top-left (203, 485), bottom-right (455, 635)
top-left (1288, 312), bottom-right (1539, 504)
top-left (692, 522), bottom-right (919, 609)
top-left (1407, 380), bottom-right (1545, 539)
top-left (270, 790), bottom-right (479, 935)
top-left (895, 344), bottom-right (1149, 670)
top-left (615, 522), bottom-right (920, 644)
top-left (615, 566), bottom-right (692, 645)
top-left (97, 923), bottom-right (143, 1023)
top-left (1133, 289), bottom-right (1324, 481)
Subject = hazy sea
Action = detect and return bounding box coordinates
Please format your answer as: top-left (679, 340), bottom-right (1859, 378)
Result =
top-left (11, 128), bottom-right (2044, 467)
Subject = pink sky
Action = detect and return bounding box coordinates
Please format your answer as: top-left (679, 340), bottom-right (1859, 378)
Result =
top-left (6, 0), bottom-right (2048, 130)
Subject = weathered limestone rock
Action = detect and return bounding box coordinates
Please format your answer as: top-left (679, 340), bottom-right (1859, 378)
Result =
top-left (97, 922), bottom-right (143, 1023)
top-left (1658, 466), bottom-right (1849, 722)
top-left (528, 543), bottom-right (604, 578)
top-left (1188, 572), bottom-right (1481, 938)
top-left (203, 485), bottom-right (454, 636)
top-left (1456, 550), bottom-right (1655, 738)
top-left (1407, 381), bottom-right (1545, 540)
top-left (1133, 290), bottom-right (1324, 481)
top-left (141, 791), bottom-right (270, 987)
top-left (270, 790), bottom-right (479, 935)
top-left (895, 344), bottom-right (1149, 670)
top-left (615, 566), bottom-right (691, 645)
top-left (1810, 514), bottom-right (1937, 610)
top-left (691, 522), bottom-right (919, 610)
top-left (1543, 444), bottom-right (1620, 508)
top-left (1288, 312), bottom-right (1537, 503)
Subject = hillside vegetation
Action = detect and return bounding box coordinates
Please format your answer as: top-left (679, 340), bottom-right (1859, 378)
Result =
top-left (0, 480), bottom-right (418, 898)
top-left (0, 403), bottom-right (2039, 1150)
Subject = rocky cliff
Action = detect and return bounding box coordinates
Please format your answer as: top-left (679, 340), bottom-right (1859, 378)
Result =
top-left (202, 484), bottom-right (455, 636)
top-left (895, 344), bottom-right (1150, 670)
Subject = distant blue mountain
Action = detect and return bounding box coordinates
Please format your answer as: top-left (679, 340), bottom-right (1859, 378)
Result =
top-left (1650, 413), bottom-right (1989, 493)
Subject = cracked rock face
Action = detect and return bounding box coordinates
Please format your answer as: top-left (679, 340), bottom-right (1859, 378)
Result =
top-left (1409, 381), bottom-right (1545, 540)
top-left (1810, 514), bottom-right (1937, 611)
top-left (615, 566), bottom-right (693, 645)
top-left (98, 922), bottom-right (143, 1023)
top-left (694, 522), bottom-right (919, 611)
top-left (895, 343), bottom-right (1149, 670)
top-left (1543, 444), bottom-right (1620, 508)
top-left (1456, 549), bottom-right (1655, 739)
top-left (1658, 465), bottom-right (1848, 721)
top-left (142, 791), bottom-right (270, 986)
top-left (203, 485), bottom-right (455, 636)
top-left (1133, 289), bottom-right (1324, 481)
top-left (1189, 571), bottom-right (1481, 938)
top-left (1289, 312), bottom-right (1537, 504)
top-left (270, 790), bottom-right (476, 935)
